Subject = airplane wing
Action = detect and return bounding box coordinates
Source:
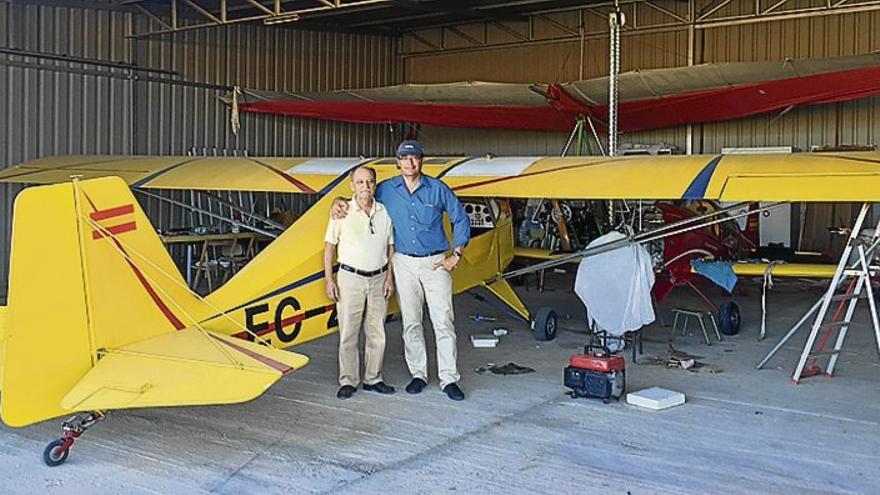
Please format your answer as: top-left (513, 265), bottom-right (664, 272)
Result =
top-left (0, 155), bottom-right (465, 193)
top-left (440, 152), bottom-right (880, 202)
top-left (3, 152), bottom-right (880, 202)
top-left (0, 155), bottom-right (370, 193)
top-left (227, 53), bottom-right (880, 133)
top-left (61, 327), bottom-right (309, 411)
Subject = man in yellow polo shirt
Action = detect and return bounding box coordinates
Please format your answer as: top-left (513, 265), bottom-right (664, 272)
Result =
top-left (324, 166), bottom-right (396, 399)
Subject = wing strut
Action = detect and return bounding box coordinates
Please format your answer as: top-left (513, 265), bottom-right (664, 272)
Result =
top-left (499, 201), bottom-right (782, 280)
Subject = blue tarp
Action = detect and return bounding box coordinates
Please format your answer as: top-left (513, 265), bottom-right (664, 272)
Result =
top-left (691, 259), bottom-right (737, 293)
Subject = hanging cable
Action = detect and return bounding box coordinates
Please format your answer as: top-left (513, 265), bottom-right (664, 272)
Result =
top-left (607, 2), bottom-right (625, 226)
top-left (607, 2), bottom-right (624, 158)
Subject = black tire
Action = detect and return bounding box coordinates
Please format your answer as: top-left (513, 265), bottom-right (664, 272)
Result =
top-left (719, 301), bottom-right (741, 336)
top-left (532, 306), bottom-right (557, 341)
top-left (43, 439), bottom-right (69, 467)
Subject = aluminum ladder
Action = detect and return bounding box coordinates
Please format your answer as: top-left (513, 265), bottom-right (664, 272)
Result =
top-left (757, 203), bottom-right (880, 383)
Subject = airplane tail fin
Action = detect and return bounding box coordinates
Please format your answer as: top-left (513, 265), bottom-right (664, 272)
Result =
top-left (1, 177), bottom-right (306, 427)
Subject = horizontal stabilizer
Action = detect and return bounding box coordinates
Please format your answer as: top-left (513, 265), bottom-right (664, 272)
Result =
top-left (61, 328), bottom-right (309, 412)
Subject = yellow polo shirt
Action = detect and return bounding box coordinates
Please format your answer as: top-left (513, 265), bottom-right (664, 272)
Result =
top-left (325, 198), bottom-right (393, 272)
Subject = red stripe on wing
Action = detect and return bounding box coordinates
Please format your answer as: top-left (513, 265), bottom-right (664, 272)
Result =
top-left (92, 221), bottom-right (137, 240)
top-left (252, 159), bottom-right (317, 193)
top-left (90, 204), bottom-right (134, 221)
top-left (211, 335), bottom-right (295, 374)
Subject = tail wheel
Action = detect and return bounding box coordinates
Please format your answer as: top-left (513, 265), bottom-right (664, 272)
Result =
top-left (532, 307), bottom-right (558, 341)
top-left (43, 439), bottom-right (70, 467)
top-left (719, 301), bottom-right (741, 336)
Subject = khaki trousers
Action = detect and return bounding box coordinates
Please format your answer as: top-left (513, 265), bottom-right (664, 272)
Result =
top-left (336, 270), bottom-right (388, 387)
top-left (392, 253), bottom-right (459, 388)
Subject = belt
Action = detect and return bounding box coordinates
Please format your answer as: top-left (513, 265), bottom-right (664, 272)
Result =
top-left (339, 263), bottom-right (388, 277)
top-left (397, 249), bottom-right (446, 258)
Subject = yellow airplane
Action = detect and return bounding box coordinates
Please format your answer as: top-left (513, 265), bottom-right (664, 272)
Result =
top-left (1, 151), bottom-right (880, 466)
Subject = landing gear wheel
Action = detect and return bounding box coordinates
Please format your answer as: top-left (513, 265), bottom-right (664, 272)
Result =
top-left (42, 411), bottom-right (104, 467)
top-left (532, 306), bottom-right (558, 341)
top-left (43, 439), bottom-right (69, 467)
top-left (719, 301), bottom-right (741, 336)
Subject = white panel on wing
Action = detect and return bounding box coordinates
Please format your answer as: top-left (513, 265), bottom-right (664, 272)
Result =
top-left (443, 157), bottom-right (542, 177)
top-left (285, 158), bottom-right (365, 175)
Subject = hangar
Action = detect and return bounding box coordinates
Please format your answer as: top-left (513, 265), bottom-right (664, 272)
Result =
top-left (1, 0), bottom-right (879, 493)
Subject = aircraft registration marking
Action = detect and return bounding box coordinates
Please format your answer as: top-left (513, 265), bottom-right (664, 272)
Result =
top-left (237, 301), bottom-right (336, 344)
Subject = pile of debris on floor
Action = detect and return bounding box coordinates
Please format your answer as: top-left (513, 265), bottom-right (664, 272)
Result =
top-left (641, 347), bottom-right (723, 374)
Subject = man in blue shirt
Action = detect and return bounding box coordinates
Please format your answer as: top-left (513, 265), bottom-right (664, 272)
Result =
top-left (331, 140), bottom-right (471, 400)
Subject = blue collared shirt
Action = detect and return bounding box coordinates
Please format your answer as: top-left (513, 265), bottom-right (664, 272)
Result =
top-left (376, 175), bottom-right (470, 255)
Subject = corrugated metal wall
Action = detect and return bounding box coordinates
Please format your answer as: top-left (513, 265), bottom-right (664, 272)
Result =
top-left (0, 0), bottom-right (401, 297)
top-left (3, 1), bottom-right (879, 295)
top-left (404, 3), bottom-right (880, 158)
top-left (699, 12), bottom-right (880, 152)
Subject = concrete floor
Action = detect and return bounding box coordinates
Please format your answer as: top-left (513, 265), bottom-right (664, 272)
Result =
top-left (1, 274), bottom-right (879, 494)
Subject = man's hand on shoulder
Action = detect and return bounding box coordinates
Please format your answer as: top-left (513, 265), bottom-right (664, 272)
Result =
top-left (330, 196), bottom-right (350, 220)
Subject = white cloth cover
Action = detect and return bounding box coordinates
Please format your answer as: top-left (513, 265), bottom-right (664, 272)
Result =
top-left (574, 231), bottom-right (656, 336)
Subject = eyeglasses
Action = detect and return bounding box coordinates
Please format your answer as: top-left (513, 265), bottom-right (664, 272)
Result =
top-left (369, 216), bottom-right (375, 235)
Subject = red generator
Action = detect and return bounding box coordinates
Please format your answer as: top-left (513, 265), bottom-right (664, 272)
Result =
top-left (564, 345), bottom-right (626, 402)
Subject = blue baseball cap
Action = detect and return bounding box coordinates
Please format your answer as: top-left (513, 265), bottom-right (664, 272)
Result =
top-left (396, 140), bottom-right (424, 158)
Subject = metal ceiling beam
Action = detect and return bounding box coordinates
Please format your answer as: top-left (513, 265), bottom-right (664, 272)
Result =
top-left (349, 11), bottom-right (449, 28)
top-left (128, 0), bottom-right (395, 38)
top-left (534, 13), bottom-right (579, 36)
top-left (471, 0), bottom-right (574, 10)
top-left (490, 20), bottom-right (530, 42)
top-left (132, 3), bottom-right (173, 29)
top-left (642, 0), bottom-right (688, 23)
top-left (403, 0), bottom-right (880, 56)
top-left (446, 26), bottom-right (485, 46)
top-left (181, 0), bottom-right (222, 23)
top-left (243, 0), bottom-right (275, 16)
top-left (347, 0), bottom-right (529, 30)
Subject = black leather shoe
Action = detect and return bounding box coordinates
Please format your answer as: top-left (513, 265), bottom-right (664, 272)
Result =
top-left (336, 385), bottom-right (356, 399)
top-left (405, 378), bottom-right (427, 394)
top-left (443, 383), bottom-right (465, 401)
top-left (363, 381), bottom-right (395, 394)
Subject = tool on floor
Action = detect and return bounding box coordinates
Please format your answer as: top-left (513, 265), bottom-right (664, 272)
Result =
top-left (757, 203), bottom-right (880, 383)
top-left (469, 313), bottom-right (497, 322)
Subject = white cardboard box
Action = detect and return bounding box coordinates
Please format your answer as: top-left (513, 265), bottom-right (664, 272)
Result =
top-left (470, 334), bottom-right (499, 348)
top-left (626, 387), bottom-right (685, 410)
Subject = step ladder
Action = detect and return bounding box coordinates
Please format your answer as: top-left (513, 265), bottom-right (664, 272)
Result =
top-left (756, 203), bottom-right (880, 383)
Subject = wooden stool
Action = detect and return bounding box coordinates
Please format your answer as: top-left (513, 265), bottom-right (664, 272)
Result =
top-left (672, 308), bottom-right (722, 345)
